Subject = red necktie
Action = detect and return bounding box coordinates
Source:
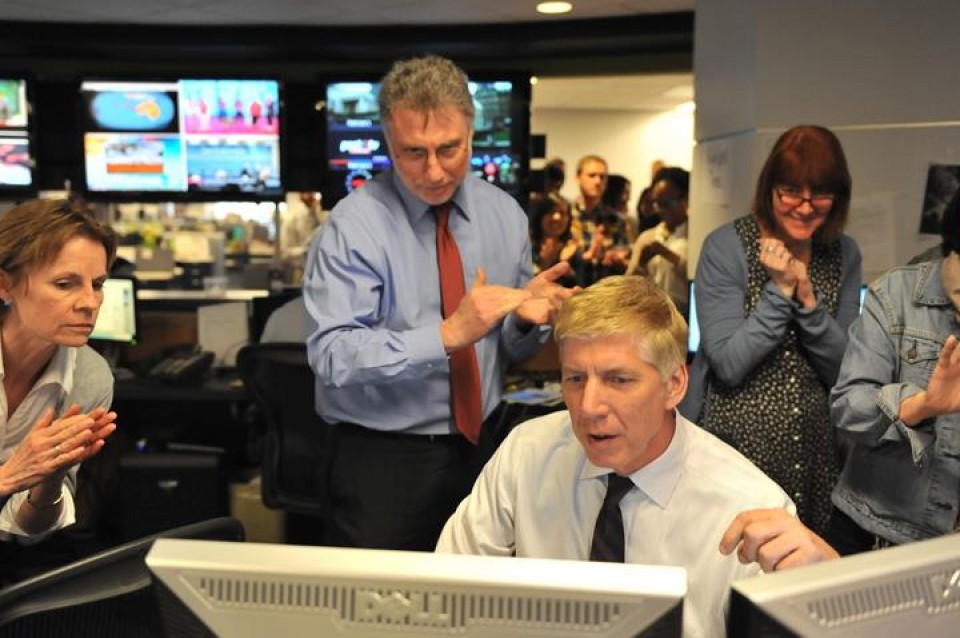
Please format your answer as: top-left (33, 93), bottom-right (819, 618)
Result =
top-left (434, 204), bottom-right (483, 444)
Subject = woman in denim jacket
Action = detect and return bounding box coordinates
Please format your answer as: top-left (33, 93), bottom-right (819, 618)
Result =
top-left (828, 188), bottom-right (960, 554)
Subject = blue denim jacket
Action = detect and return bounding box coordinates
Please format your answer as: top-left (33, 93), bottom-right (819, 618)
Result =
top-left (831, 258), bottom-right (960, 544)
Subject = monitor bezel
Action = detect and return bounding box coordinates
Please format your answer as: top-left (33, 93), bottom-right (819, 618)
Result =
top-left (148, 538), bottom-right (686, 638)
top-left (728, 532), bottom-right (960, 637)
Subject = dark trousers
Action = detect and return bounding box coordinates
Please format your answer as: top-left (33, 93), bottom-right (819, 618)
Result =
top-left (824, 506), bottom-right (895, 556)
top-left (326, 422), bottom-right (483, 552)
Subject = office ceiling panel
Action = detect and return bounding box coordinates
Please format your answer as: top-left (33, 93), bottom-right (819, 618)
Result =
top-left (0, 1), bottom-right (694, 112)
top-left (0, 0), bottom-right (693, 26)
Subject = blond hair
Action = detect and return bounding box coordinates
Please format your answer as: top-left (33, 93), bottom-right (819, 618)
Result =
top-left (555, 275), bottom-right (687, 379)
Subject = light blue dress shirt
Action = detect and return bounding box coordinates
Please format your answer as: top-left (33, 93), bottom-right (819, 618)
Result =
top-left (304, 169), bottom-right (549, 435)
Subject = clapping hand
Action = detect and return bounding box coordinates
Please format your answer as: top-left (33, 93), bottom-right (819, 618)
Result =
top-left (0, 405), bottom-right (117, 497)
top-left (440, 267), bottom-right (531, 352)
top-left (900, 335), bottom-right (960, 426)
top-left (516, 261), bottom-right (578, 326)
top-left (758, 239), bottom-right (815, 308)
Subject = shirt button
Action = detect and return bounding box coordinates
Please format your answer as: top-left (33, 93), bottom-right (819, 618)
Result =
top-left (793, 407), bottom-right (801, 415)
top-left (794, 463), bottom-right (802, 471)
top-left (792, 434), bottom-right (800, 442)
top-left (789, 376), bottom-right (796, 384)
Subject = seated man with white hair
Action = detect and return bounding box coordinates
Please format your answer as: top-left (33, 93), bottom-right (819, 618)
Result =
top-left (437, 275), bottom-right (837, 638)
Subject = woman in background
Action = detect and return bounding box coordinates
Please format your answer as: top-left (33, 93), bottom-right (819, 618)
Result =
top-left (528, 192), bottom-right (582, 287)
top-left (626, 167), bottom-right (690, 316)
top-left (682, 125), bottom-right (862, 534)
top-left (0, 199), bottom-right (117, 547)
top-left (828, 188), bottom-right (960, 553)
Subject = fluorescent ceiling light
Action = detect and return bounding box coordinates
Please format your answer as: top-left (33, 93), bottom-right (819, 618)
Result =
top-left (537, 2), bottom-right (573, 15)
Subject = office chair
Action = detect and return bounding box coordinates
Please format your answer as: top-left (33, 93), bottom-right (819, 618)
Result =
top-left (236, 343), bottom-right (332, 520)
top-left (0, 516), bottom-right (244, 638)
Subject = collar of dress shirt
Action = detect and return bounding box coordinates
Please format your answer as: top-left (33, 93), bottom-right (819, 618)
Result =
top-left (0, 343), bottom-right (74, 397)
top-left (390, 169), bottom-right (473, 226)
top-left (579, 409), bottom-right (686, 509)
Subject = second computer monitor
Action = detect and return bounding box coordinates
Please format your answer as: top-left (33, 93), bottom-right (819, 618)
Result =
top-left (90, 277), bottom-right (138, 344)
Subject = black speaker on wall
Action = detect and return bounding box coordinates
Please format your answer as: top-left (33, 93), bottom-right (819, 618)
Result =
top-left (118, 453), bottom-right (226, 541)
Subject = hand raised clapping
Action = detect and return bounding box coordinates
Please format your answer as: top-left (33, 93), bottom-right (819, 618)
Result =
top-left (0, 404), bottom-right (117, 497)
top-left (758, 239), bottom-right (815, 308)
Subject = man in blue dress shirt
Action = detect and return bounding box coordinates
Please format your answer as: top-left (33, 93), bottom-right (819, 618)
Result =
top-left (304, 55), bottom-right (574, 550)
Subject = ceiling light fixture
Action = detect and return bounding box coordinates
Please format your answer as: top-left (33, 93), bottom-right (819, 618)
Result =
top-left (529, 76), bottom-right (539, 85)
top-left (537, 2), bottom-right (573, 16)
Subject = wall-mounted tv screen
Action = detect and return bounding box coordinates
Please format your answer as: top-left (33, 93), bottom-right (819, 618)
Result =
top-left (0, 78), bottom-right (34, 190)
top-left (322, 77), bottom-right (528, 208)
top-left (80, 79), bottom-right (282, 200)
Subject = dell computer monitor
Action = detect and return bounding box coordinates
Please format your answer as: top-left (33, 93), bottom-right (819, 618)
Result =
top-left (90, 277), bottom-right (138, 344)
top-left (728, 532), bottom-right (960, 637)
top-left (147, 539), bottom-right (685, 637)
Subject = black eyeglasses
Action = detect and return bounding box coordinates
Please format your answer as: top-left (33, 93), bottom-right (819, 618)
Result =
top-left (775, 185), bottom-right (836, 210)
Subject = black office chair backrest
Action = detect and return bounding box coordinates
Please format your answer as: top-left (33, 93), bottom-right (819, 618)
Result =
top-left (236, 342), bottom-right (332, 518)
top-left (0, 516), bottom-right (244, 638)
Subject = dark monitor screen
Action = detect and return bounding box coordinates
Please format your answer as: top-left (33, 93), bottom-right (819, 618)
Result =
top-left (322, 77), bottom-right (528, 208)
top-left (90, 277), bottom-right (138, 344)
top-left (80, 79), bottom-right (282, 200)
top-left (0, 78), bottom-right (34, 191)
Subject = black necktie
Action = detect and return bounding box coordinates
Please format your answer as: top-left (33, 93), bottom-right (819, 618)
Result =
top-left (589, 473), bottom-right (634, 562)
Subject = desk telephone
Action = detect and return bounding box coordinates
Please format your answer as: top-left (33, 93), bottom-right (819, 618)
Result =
top-left (145, 346), bottom-right (215, 383)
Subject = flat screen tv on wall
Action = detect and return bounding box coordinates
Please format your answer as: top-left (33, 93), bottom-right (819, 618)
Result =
top-left (0, 77), bottom-right (35, 193)
top-left (80, 78), bottom-right (283, 201)
top-left (321, 75), bottom-right (529, 208)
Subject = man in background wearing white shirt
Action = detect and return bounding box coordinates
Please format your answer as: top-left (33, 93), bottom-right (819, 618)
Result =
top-left (437, 275), bottom-right (837, 638)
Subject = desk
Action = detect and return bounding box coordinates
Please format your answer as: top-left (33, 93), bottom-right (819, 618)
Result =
top-left (114, 374), bottom-right (248, 404)
top-left (111, 372), bottom-right (252, 457)
top-left (121, 289), bottom-right (269, 366)
top-left (138, 289), bottom-right (269, 304)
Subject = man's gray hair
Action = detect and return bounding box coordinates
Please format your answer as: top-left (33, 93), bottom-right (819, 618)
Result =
top-left (379, 55), bottom-right (475, 131)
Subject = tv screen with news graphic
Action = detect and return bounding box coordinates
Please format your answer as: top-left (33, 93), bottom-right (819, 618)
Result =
top-left (321, 76), bottom-right (529, 208)
top-left (0, 78), bottom-right (34, 190)
top-left (80, 78), bottom-right (282, 200)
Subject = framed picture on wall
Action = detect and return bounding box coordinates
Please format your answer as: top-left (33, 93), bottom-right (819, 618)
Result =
top-left (919, 163), bottom-right (960, 235)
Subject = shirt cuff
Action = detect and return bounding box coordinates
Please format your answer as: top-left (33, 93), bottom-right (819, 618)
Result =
top-left (0, 486), bottom-right (75, 539)
top-left (878, 382), bottom-right (933, 464)
top-left (404, 323), bottom-right (450, 369)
